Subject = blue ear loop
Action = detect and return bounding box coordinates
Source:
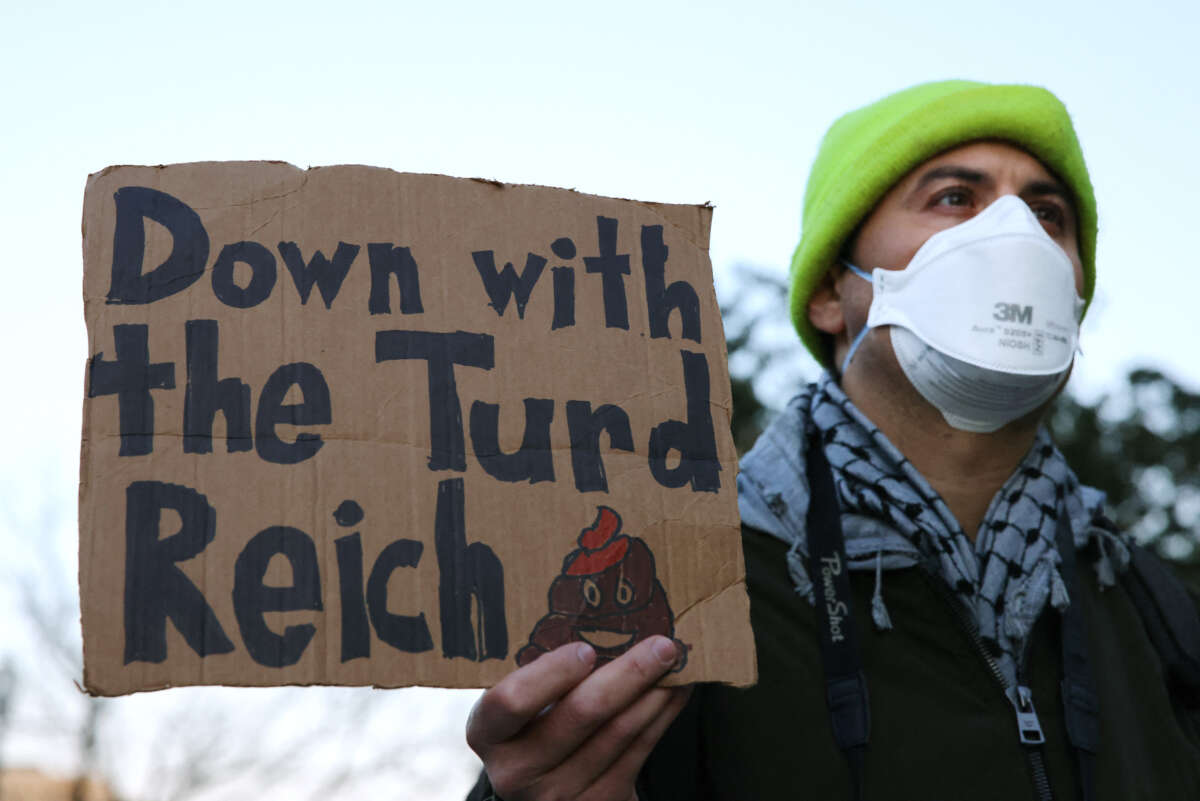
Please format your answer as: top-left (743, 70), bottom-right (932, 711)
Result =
top-left (839, 260), bottom-right (874, 374)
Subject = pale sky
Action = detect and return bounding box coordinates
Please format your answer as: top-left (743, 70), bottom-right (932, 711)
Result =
top-left (2, 1), bottom-right (1197, 798)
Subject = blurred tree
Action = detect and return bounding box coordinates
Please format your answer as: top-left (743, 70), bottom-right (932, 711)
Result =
top-left (724, 318), bottom-right (769, 456)
top-left (721, 267), bottom-right (1200, 587)
top-left (720, 265), bottom-right (805, 455)
top-left (1049, 369), bottom-right (1200, 586)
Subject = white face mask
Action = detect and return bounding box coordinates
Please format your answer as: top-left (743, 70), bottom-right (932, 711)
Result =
top-left (841, 195), bottom-right (1085, 433)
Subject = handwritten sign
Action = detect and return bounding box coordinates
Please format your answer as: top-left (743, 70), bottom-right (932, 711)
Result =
top-left (79, 163), bottom-right (754, 695)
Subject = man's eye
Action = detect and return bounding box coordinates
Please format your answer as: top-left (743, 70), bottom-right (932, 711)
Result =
top-left (933, 188), bottom-right (971, 207)
top-left (1033, 204), bottom-right (1065, 227)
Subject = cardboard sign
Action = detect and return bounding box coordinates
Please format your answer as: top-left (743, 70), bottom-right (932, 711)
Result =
top-left (79, 163), bottom-right (755, 695)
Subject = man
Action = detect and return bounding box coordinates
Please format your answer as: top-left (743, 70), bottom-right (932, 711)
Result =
top-left (465, 80), bottom-right (1200, 800)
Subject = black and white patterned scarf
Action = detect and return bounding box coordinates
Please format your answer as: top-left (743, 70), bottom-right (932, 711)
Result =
top-left (739, 373), bottom-right (1130, 690)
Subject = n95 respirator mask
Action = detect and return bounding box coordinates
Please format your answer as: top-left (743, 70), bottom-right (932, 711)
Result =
top-left (841, 194), bottom-right (1085, 433)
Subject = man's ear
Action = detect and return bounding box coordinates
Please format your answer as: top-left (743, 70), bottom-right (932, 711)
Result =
top-left (807, 267), bottom-right (847, 336)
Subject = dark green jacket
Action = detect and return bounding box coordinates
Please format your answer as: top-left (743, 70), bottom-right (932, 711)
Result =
top-left (638, 525), bottom-right (1200, 800)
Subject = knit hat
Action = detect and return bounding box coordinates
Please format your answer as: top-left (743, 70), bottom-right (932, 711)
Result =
top-left (789, 79), bottom-right (1097, 364)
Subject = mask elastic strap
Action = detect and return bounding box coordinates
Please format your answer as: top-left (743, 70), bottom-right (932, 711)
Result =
top-left (841, 326), bottom-right (870, 374)
top-left (842, 260), bottom-right (873, 282)
top-left (840, 261), bottom-right (873, 374)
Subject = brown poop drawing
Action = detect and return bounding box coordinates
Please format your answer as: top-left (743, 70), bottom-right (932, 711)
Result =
top-left (516, 506), bottom-right (688, 670)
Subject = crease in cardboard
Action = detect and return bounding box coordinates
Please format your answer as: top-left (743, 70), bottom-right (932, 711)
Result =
top-left (86, 430), bottom-right (740, 466)
top-left (671, 577), bottom-right (749, 629)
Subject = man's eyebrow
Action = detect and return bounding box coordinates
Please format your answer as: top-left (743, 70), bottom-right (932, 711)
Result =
top-left (911, 165), bottom-right (989, 192)
top-left (1022, 179), bottom-right (1074, 208)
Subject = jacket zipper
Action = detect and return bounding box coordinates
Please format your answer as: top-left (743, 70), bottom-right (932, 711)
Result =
top-left (920, 571), bottom-right (1054, 801)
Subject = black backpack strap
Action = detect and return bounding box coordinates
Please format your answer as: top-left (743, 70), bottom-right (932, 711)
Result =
top-left (804, 428), bottom-right (870, 801)
top-left (1120, 540), bottom-right (1200, 711)
top-left (1056, 517), bottom-right (1098, 801)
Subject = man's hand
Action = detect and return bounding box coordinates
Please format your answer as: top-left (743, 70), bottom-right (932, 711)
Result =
top-left (466, 636), bottom-right (691, 801)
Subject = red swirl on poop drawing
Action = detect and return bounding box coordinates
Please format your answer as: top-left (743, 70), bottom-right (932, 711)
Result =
top-left (516, 506), bottom-right (688, 670)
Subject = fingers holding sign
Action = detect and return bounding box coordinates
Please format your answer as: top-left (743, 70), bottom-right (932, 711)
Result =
top-left (466, 636), bottom-right (691, 801)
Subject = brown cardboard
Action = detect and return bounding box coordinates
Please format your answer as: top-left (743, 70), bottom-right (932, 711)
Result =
top-left (79, 162), bottom-right (754, 695)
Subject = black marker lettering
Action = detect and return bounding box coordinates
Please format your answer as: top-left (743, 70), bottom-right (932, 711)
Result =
top-left (88, 324), bottom-right (175, 457)
top-left (367, 539), bottom-right (434, 654)
top-left (471, 251), bottom-right (547, 319)
top-left (642, 225), bottom-right (700, 343)
top-left (469, 398), bottom-right (555, 484)
top-left (551, 267), bottom-right (575, 330)
top-left (335, 532), bottom-right (372, 662)
top-left (123, 481), bottom-right (234, 663)
top-left (648, 350), bottom-right (720, 492)
top-left (233, 526), bottom-right (322, 668)
top-left (183, 320), bottom-right (252, 454)
top-left (254, 363), bottom-right (332, 465)
top-left (278, 241), bottom-right (359, 309)
top-left (435, 478), bottom-right (507, 661)
top-left (211, 241), bottom-right (277, 309)
top-left (566, 401), bottom-right (635, 493)
top-left (583, 216), bottom-right (630, 330)
top-left (108, 187), bottom-right (209, 305)
top-left (374, 331), bottom-right (495, 472)
top-left (367, 243), bottom-right (424, 315)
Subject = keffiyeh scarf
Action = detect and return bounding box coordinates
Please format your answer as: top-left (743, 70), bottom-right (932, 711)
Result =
top-left (738, 373), bottom-right (1131, 692)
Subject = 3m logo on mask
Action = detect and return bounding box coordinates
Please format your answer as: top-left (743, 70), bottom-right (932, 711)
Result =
top-left (993, 302), bottom-right (1033, 324)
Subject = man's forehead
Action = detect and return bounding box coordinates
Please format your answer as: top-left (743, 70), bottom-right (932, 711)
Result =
top-left (903, 140), bottom-right (1067, 193)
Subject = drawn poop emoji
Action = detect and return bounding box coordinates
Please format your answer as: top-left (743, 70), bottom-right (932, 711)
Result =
top-left (516, 506), bottom-right (688, 670)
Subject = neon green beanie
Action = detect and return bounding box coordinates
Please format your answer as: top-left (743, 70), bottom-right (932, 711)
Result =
top-left (789, 79), bottom-right (1097, 364)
